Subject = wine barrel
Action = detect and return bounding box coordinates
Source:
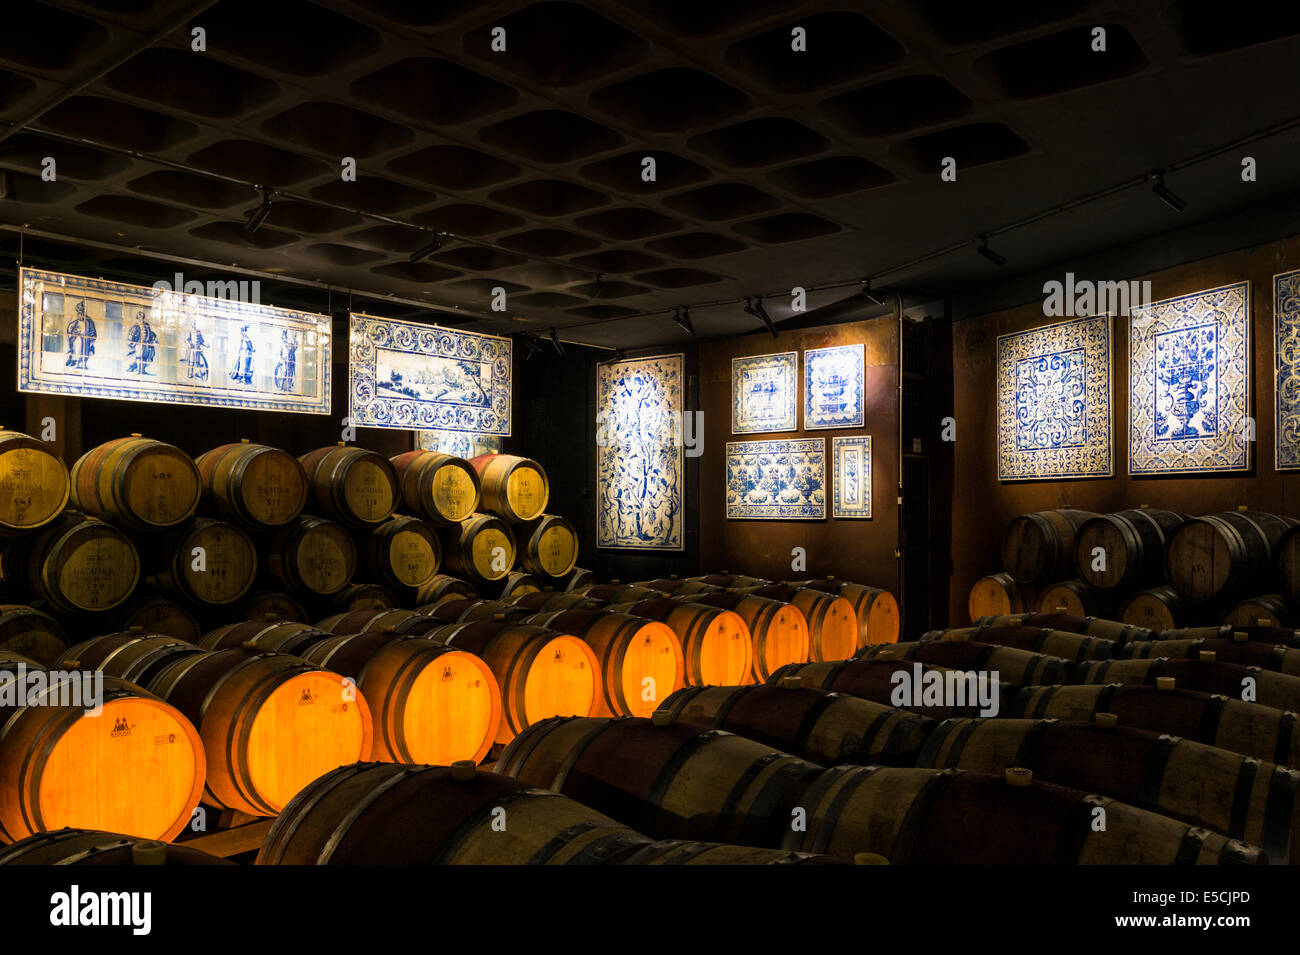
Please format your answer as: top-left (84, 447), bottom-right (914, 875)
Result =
top-left (1014, 682), bottom-right (1300, 769)
top-left (969, 612), bottom-right (1153, 644)
top-left (565, 567), bottom-right (596, 592)
top-left (58, 631), bottom-right (204, 686)
top-left (510, 590), bottom-right (596, 612)
top-left (298, 631), bottom-right (501, 765)
top-left (607, 597), bottom-right (752, 686)
top-left (1001, 508), bottom-right (1097, 584)
top-left (860, 639), bottom-right (1069, 686)
top-left (233, 590), bottom-right (309, 625)
top-left (0, 430), bottom-right (69, 534)
top-left (919, 717), bottom-right (1300, 863)
top-left (358, 515), bottom-right (441, 590)
top-left (419, 597), bottom-right (527, 623)
top-left (690, 573), bottom-right (770, 589)
top-left (636, 577), bottom-right (722, 596)
top-left (412, 574), bottom-right (476, 607)
top-left (145, 518), bottom-right (257, 606)
top-left (256, 762), bottom-right (651, 865)
top-left (1072, 657), bottom-right (1300, 712)
top-left (515, 514), bottom-right (579, 579)
top-left (783, 764), bottom-right (1262, 864)
top-left (316, 608), bottom-right (417, 636)
top-left (614, 840), bottom-right (844, 866)
top-left (0, 604), bottom-right (68, 666)
top-left (1074, 508), bottom-right (1186, 591)
top-left (1158, 624), bottom-right (1300, 648)
top-left (469, 454), bottom-right (549, 523)
top-left (522, 609), bottom-right (684, 718)
top-left (0, 829), bottom-right (233, 865)
top-left (1118, 585), bottom-right (1191, 633)
top-left (266, 516), bottom-right (357, 597)
top-left (1036, 579), bottom-right (1112, 618)
top-left (658, 683), bottom-right (935, 767)
top-left (1224, 594), bottom-right (1292, 628)
top-left (1166, 510), bottom-right (1298, 601)
top-left (389, 450), bottom-right (481, 526)
top-left (1274, 523), bottom-right (1300, 603)
top-left (487, 571), bottom-right (544, 600)
top-left (578, 583), bottom-right (658, 603)
top-left (298, 444), bottom-right (400, 529)
top-left (738, 584), bottom-right (858, 662)
top-left (0, 659), bottom-right (204, 842)
top-left (496, 715), bottom-right (824, 848)
top-left (678, 592), bottom-right (809, 682)
top-left (70, 435), bottom-right (201, 532)
top-left (147, 648), bottom-right (372, 816)
top-left (922, 626), bottom-right (1117, 663)
top-left (439, 513), bottom-right (516, 584)
top-left (199, 620), bottom-right (334, 656)
top-left (967, 573), bottom-right (1038, 622)
top-left (110, 595), bottom-right (203, 644)
top-left (426, 620), bottom-right (599, 744)
top-left (330, 583), bottom-right (400, 613)
top-left (3, 512), bottom-right (140, 614)
top-left (1119, 637), bottom-right (1300, 676)
top-left (780, 579), bottom-right (899, 646)
top-left (195, 440), bottom-right (308, 530)
top-left (771, 658), bottom-right (1018, 721)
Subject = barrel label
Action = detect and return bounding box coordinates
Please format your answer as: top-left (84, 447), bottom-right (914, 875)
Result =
top-left (298, 687), bottom-right (315, 705)
top-left (110, 716), bottom-right (131, 737)
top-left (154, 733), bottom-right (176, 746)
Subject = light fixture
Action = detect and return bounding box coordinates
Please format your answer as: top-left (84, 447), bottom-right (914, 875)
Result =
top-left (672, 307), bottom-right (696, 337)
top-left (861, 280), bottom-right (885, 306)
top-left (976, 236), bottom-right (1006, 267)
top-left (744, 296), bottom-right (778, 337)
top-left (245, 189), bottom-right (275, 233)
top-left (519, 334), bottom-right (543, 360)
top-left (549, 328), bottom-right (565, 356)
top-left (409, 233), bottom-right (446, 263)
top-left (1151, 174), bottom-right (1186, 214)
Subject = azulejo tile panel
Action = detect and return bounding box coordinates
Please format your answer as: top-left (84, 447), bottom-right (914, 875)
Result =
top-left (732, 351), bottom-right (797, 433)
top-left (832, 435), bottom-right (872, 519)
top-left (1129, 282), bottom-right (1250, 475)
top-left (18, 267), bottom-right (331, 414)
top-left (1275, 270), bottom-right (1300, 470)
top-left (349, 313), bottom-right (511, 434)
top-left (596, 354), bottom-right (684, 550)
top-left (416, 429), bottom-right (502, 458)
top-left (804, 344), bottom-right (864, 430)
top-left (996, 314), bottom-right (1112, 481)
top-left (726, 437), bottom-right (826, 520)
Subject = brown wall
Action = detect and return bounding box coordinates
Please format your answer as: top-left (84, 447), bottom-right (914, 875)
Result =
top-left (950, 234), bottom-right (1300, 625)
top-left (698, 317), bottom-right (901, 593)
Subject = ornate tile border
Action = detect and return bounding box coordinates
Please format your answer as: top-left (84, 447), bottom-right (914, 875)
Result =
top-left (832, 435), bottom-right (872, 518)
top-left (725, 437), bottom-right (826, 520)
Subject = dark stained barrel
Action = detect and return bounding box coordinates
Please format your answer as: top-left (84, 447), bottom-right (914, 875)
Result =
top-left (1166, 511), bottom-right (1297, 601)
top-left (439, 513), bottom-right (516, 584)
top-left (195, 440), bottom-right (308, 530)
top-left (970, 612), bottom-right (1154, 644)
top-left (1036, 579), bottom-right (1113, 619)
top-left (0, 829), bottom-right (233, 865)
top-left (515, 514), bottom-right (579, 579)
top-left (58, 631), bottom-right (204, 686)
top-left (1073, 508), bottom-right (1186, 591)
top-left (1001, 508), bottom-right (1097, 584)
top-left (922, 626), bottom-right (1118, 662)
top-left (298, 444), bottom-right (400, 529)
top-left (967, 573), bottom-right (1037, 622)
top-left (1274, 523), bottom-right (1300, 604)
top-left (860, 638), bottom-right (1070, 686)
top-left (145, 518), bottom-right (258, 606)
top-left (111, 595), bottom-right (203, 644)
top-left (0, 604), bottom-right (68, 666)
top-left (358, 515), bottom-right (441, 590)
top-left (1118, 585), bottom-right (1191, 633)
top-left (1071, 657), bottom-right (1300, 712)
top-left (266, 516), bottom-right (357, 597)
top-left (1119, 636), bottom-right (1300, 676)
top-left (1224, 594), bottom-right (1293, 628)
top-left (3, 511), bottom-right (141, 615)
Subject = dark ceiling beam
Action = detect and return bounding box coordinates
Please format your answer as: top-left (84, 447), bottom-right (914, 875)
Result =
top-left (0, 0), bottom-right (222, 148)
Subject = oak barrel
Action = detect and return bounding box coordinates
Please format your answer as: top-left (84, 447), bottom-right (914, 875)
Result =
top-left (439, 512), bottom-right (516, 583)
top-left (147, 648), bottom-right (372, 816)
top-left (783, 579), bottom-right (899, 645)
top-left (1071, 657), bottom-right (1300, 712)
top-left (412, 574), bottom-right (476, 606)
top-left (615, 841), bottom-right (843, 866)
top-left (678, 591), bottom-right (809, 682)
top-left (1118, 585), bottom-right (1191, 632)
top-left (233, 590), bottom-right (309, 625)
top-left (607, 597), bottom-right (753, 686)
top-left (195, 440), bottom-right (308, 530)
top-left (522, 609), bottom-right (684, 718)
top-left (70, 435), bottom-right (201, 531)
top-left (298, 631), bottom-right (501, 765)
top-left (389, 450), bottom-right (481, 526)
top-left (58, 631), bottom-right (205, 686)
top-left (496, 715), bottom-right (824, 848)
top-left (739, 583), bottom-right (858, 662)
top-left (860, 638), bottom-right (1069, 686)
top-left (577, 583), bottom-right (662, 603)
top-left (330, 582), bottom-right (400, 613)
top-left (469, 453), bottom-right (549, 523)
top-left (1001, 508), bottom-right (1097, 584)
top-left (510, 590), bottom-right (595, 612)
top-left (426, 620), bottom-right (600, 744)
top-left (967, 573), bottom-right (1038, 622)
top-left (782, 764), bottom-right (1262, 864)
top-left (256, 762), bottom-right (651, 865)
top-left (0, 828), bottom-right (232, 865)
top-left (565, 567), bottom-right (597, 592)
top-left (4, 512), bottom-right (140, 614)
top-left (922, 626), bottom-right (1117, 662)
top-left (636, 577), bottom-right (722, 596)
top-left (515, 513), bottom-right (579, 578)
top-left (1119, 637), bottom-right (1300, 676)
top-left (298, 444), bottom-right (400, 529)
top-left (1158, 624), bottom-right (1300, 647)
top-left (0, 430), bottom-right (69, 534)
top-left (658, 683), bottom-right (935, 767)
top-left (689, 573), bottom-right (771, 589)
top-left (1036, 579), bottom-right (1113, 619)
top-left (1274, 523), bottom-right (1300, 603)
top-left (0, 657), bottom-right (205, 843)
top-left (145, 518), bottom-right (257, 605)
top-left (316, 608), bottom-right (418, 636)
top-left (359, 515), bottom-right (441, 590)
top-left (199, 620), bottom-right (334, 656)
top-left (970, 611), bottom-right (1153, 644)
top-left (1073, 508), bottom-right (1186, 591)
top-left (1224, 594), bottom-right (1292, 628)
top-left (1166, 511), bottom-right (1297, 601)
top-left (110, 595), bottom-right (203, 644)
top-left (485, 571), bottom-right (544, 600)
top-left (0, 604), bottom-right (68, 666)
top-left (266, 516), bottom-right (357, 597)
top-left (771, 658), bottom-right (1018, 721)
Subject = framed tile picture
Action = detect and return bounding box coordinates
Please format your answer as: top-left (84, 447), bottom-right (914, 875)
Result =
top-left (725, 437), bottom-right (826, 520)
top-left (731, 351), bottom-right (797, 433)
top-left (1275, 269), bottom-right (1300, 469)
top-left (832, 435), bottom-right (872, 518)
top-left (995, 314), bottom-right (1113, 481)
top-left (1129, 282), bottom-right (1250, 475)
top-left (804, 343), bottom-right (864, 430)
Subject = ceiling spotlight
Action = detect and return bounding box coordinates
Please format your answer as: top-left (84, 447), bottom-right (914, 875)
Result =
top-left (673, 307), bottom-right (696, 337)
top-left (520, 334), bottom-right (543, 361)
top-left (976, 236), bottom-right (1006, 268)
top-left (744, 296), bottom-right (778, 338)
top-left (244, 189), bottom-right (275, 233)
top-left (409, 233), bottom-right (446, 263)
top-left (1151, 174), bottom-right (1186, 214)
top-left (549, 328), bottom-right (566, 356)
top-left (861, 280), bottom-right (885, 306)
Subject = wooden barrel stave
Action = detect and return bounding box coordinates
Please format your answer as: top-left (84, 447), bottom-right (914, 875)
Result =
top-left (70, 436), bottom-right (201, 531)
top-left (1000, 508), bottom-right (1097, 584)
top-left (515, 514), bottom-right (579, 579)
top-left (266, 516), bottom-right (357, 598)
top-left (195, 441), bottom-right (308, 530)
top-left (298, 445), bottom-right (400, 529)
top-left (439, 513), bottom-right (516, 584)
top-left (389, 451), bottom-right (481, 526)
top-left (358, 515), bottom-right (441, 590)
